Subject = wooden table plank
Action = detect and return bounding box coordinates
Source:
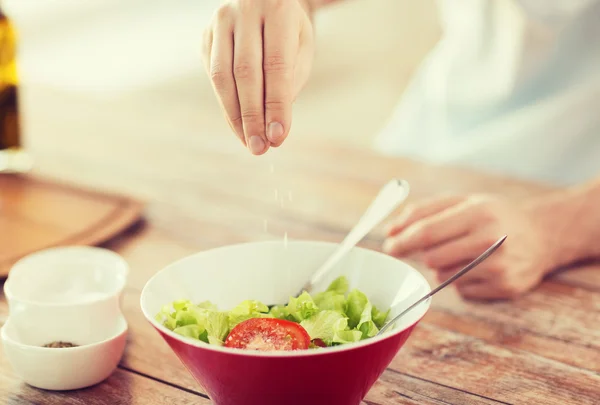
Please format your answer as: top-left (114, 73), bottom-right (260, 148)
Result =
top-left (0, 354), bottom-right (210, 405)
top-left (365, 371), bottom-right (506, 405)
top-left (425, 279), bottom-right (600, 350)
top-left (3, 172), bottom-right (593, 405)
top-left (423, 309), bottom-right (600, 373)
top-left (8, 280), bottom-right (594, 405)
top-left (396, 324), bottom-right (600, 405)
top-left (6, 97), bottom-right (600, 404)
top-left (0, 175), bottom-right (118, 232)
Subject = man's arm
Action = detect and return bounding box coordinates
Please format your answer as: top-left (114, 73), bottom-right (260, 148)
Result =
top-left (381, 175), bottom-right (600, 300)
top-left (528, 176), bottom-right (600, 269)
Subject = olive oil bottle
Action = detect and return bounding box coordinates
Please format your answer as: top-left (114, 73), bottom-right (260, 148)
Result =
top-left (0, 7), bottom-right (31, 173)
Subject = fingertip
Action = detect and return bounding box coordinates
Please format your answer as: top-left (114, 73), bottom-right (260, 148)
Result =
top-left (382, 238), bottom-right (394, 255)
top-left (248, 135), bottom-right (270, 155)
top-left (384, 222), bottom-right (399, 237)
top-left (267, 121), bottom-right (286, 145)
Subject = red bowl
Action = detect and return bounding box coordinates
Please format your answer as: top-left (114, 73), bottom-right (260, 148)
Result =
top-left (141, 241), bottom-right (431, 405)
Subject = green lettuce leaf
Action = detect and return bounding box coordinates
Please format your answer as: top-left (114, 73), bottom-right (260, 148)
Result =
top-left (346, 289), bottom-right (369, 329)
top-left (326, 276), bottom-right (349, 295)
top-left (172, 299), bottom-right (191, 311)
top-left (313, 291), bottom-right (346, 314)
top-left (155, 275), bottom-right (390, 349)
top-left (332, 329), bottom-right (363, 344)
top-left (175, 309), bottom-right (199, 327)
top-left (228, 300), bottom-right (271, 329)
top-left (372, 305), bottom-right (390, 329)
top-left (205, 312), bottom-right (230, 346)
top-left (155, 304), bottom-right (177, 330)
top-left (286, 291), bottom-right (319, 322)
top-left (196, 301), bottom-right (218, 311)
top-left (300, 310), bottom-right (348, 346)
top-left (269, 305), bottom-right (292, 320)
top-left (173, 324), bottom-right (204, 340)
top-left (358, 320), bottom-right (379, 338)
top-left (346, 289), bottom-right (381, 338)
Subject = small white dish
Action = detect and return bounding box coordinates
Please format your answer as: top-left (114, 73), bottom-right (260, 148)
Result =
top-left (1, 315), bottom-right (128, 390)
top-left (2, 246), bottom-right (129, 390)
top-left (4, 246), bottom-right (128, 331)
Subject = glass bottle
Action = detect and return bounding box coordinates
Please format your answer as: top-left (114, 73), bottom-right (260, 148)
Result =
top-left (0, 6), bottom-right (32, 173)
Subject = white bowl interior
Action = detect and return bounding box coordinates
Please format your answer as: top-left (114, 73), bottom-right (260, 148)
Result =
top-left (142, 240), bottom-right (431, 339)
top-left (1, 316), bottom-right (128, 391)
top-left (2, 312), bottom-right (128, 348)
top-left (5, 246), bottom-right (128, 304)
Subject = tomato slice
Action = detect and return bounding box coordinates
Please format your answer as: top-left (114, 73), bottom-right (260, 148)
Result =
top-left (224, 318), bottom-right (311, 351)
top-left (312, 339), bottom-right (327, 348)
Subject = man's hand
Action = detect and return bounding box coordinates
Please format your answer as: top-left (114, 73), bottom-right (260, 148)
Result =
top-left (382, 195), bottom-right (559, 300)
top-left (202, 0), bottom-right (315, 155)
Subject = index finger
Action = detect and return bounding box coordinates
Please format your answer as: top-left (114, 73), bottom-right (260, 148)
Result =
top-left (263, 5), bottom-right (298, 147)
top-left (382, 202), bottom-right (480, 257)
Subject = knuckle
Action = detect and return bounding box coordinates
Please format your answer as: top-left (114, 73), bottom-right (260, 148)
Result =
top-left (266, 0), bottom-right (288, 11)
top-left (482, 234), bottom-right (501, 250)
top-left (402, 205), bottom-right (417, 220)
top-left (498, 282), bottom-right (521, 299)
top-left (416, 224), bottom-right (432, 246)
top-left (230, 115), bottom-right (243, 126)
top-left (210, 67), bottom-right (230, 89)
top-left (423, 252), bottom-right (441, 268)
top-left (470, 198), bottom-right (497, 221)
top-left (487, 265), bottom-right (502, 276)
top-left (469, 194), bottom-right (495, 209)
top-left (237, 0), bottom-right (256, 13)
top-left (263, 55), bottom-right (291, 75)
top-left (233, 62), bottom-right (256, 80)
top-left (240, 109), bottom-right (263, 124)
top-left (496, 271), bottom-right (514, 290)
top-left (215, 4), bottom-right (233, 21)
top-left (264, 99), bottom-right (287, 112)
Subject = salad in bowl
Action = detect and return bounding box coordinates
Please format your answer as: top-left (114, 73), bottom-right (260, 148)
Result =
top-left (155, 276), bottom-right (389, 351)
top-left (141, 240), bottom-right (430, 405)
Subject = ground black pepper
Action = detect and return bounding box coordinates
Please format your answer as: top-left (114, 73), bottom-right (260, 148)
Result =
top-left (43, 341), bottom-right (78, 348)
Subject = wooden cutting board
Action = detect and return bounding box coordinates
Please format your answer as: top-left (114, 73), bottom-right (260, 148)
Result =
top-left (0, 174), bottom-right (144, 277)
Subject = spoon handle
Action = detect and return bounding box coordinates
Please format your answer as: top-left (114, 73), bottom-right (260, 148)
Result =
top-left (303, 179), bottom-right (410, 292)
top-left (378, 234), bottom-right (507, 335)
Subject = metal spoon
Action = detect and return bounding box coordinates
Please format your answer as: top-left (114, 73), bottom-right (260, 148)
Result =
top-left (377, 234), bottom-right (508, 336)
top-left (270, 179), bottom-right (410, 307)
top-left (300, 178), bottom-right (410, 295)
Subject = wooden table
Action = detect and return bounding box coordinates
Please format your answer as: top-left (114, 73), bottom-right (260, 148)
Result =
top-left (2, 86), bottom-right (600, 405)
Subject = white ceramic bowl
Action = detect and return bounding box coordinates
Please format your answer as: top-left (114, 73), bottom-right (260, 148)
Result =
top-left (1, 315), bottom-right (128, 390)
top-left (4, 246), bottom-right (128, 333)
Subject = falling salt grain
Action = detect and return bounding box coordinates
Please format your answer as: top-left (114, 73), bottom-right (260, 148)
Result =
top-left (288, 191), bottom-right (293, 202)
top-left (274, 189), bottom-right (279, 200)
top-left (263, 219), bottom-right (269, 232)
top-left (283, 232), bottom-right (288, 249)
top-left (269, 163), bottom-right (275, 173)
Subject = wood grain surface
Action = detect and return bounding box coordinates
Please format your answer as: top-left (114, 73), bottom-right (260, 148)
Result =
top-left (2, 84), bottom-right (599, 404)
top-left (0, 174), bottom-right (143, 277)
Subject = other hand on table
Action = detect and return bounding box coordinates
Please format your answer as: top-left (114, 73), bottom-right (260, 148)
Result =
top-left (382, 194), bottom-right (557, 300)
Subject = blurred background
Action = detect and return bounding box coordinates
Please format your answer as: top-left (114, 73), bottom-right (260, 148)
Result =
top-left (4, 0), bottom-right (440, 149)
